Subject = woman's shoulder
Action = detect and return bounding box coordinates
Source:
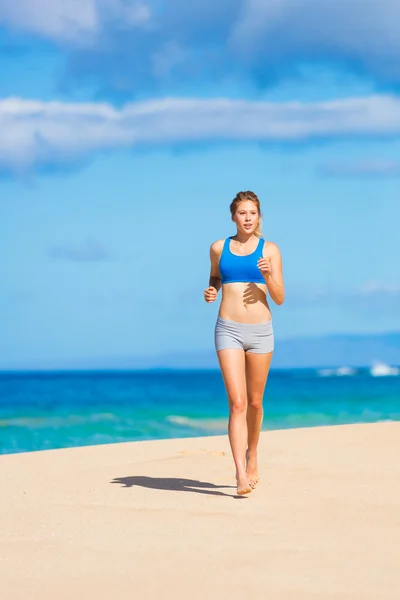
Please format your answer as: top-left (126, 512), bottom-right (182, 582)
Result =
top-left (262, 240), bottom-right (281, 256)
top-left (210, 239), bottom-right (225, 256)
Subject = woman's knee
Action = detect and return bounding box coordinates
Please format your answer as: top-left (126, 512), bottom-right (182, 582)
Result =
top-left (229, 396), bottom-right (247, 414)
top-left (248, 395), bottom-right (263, 410)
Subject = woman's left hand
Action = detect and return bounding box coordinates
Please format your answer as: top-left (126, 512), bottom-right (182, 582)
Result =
top-left (257, 257), bottom-right (272, 278)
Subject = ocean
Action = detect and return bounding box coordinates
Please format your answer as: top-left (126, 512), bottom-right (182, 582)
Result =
top-left (0, 368), bottom-right (399, 455)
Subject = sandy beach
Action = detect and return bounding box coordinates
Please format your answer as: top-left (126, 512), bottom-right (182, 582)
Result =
top-left (1, 422), bottom-right (399, 600)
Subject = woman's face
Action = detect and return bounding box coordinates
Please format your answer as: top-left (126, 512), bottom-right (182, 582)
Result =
top-left (233, 200), bottom-right (259, 234)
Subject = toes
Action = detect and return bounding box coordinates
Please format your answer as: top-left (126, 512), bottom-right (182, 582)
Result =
top-left (237, 487), bottom-right (252, 495)
top-left (248, 475), bottom-right (259, 488)
top-left (236, 476), bottom-right (252, 495)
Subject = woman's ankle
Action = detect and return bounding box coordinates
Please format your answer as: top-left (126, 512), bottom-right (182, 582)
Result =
top-left (246, 449), bottom-right (258, 460)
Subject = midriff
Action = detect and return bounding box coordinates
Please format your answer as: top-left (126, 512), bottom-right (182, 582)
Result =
top-left (218, 281), bottom-right (272, 323)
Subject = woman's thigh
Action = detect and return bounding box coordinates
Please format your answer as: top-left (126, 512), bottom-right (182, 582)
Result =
top-left (217, 349), bottom-right (247, 405)
top-left (245, 351), bottom-right (273, 402)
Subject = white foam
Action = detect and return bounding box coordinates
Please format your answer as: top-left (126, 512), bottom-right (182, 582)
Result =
top-left (166, 415), bottom-right (226, 432)
top-left (336, 366), bottom-right (357, 376)
top-left (318, 366), bottom-right (356, 377)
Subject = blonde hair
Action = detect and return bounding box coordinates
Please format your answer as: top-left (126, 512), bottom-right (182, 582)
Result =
top-left (230, 190), bottom-right (263, 238)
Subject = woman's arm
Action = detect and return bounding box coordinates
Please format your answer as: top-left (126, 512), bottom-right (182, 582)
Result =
top-left (258, 242), bottom-right (285, 305)
top-left (204, 240), bottom-right (223, 303)
top-left (209, 241), bottom-right (223, 292)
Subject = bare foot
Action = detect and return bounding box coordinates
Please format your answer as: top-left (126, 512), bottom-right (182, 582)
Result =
top-left (236, 471), bottom-right (252, 496)
top-left (246, 452), bottom-right (259, 488)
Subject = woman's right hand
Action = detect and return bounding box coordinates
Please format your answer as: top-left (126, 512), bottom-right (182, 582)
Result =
top-left (204, 286), bottom-right (218, 303)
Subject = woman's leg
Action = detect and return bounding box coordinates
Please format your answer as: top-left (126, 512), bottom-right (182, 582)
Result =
top-left (217, 348), bottom-right (252, 495)
top-left (245, 351), bottom-right (273, 487)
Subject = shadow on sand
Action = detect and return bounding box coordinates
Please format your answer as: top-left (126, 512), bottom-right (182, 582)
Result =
top-left (111, 476), bottom-right (244, 498)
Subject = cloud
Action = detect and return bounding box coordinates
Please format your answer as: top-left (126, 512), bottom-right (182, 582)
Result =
top-left (319, 159), bottom-right (400, 177)
top-left (357, 282), bottom-right (400, 295)
top-left (292, 281), bottom-right (400, 317)
top-left (296, 281), bottom-right (400, 300)
top-left (0, 0), bottom-right (150, 43)
top-left (2, 1), bottom-right (400, 93)
top-left (49, 238), bottom-right (113, 262)
top-left (3, 94), bottom-right (400, 172)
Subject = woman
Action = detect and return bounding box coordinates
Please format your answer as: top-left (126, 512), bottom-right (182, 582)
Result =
top-left (204, 191), bottom-right (284, 495)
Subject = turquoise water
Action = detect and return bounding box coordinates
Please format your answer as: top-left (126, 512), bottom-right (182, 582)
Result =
top-left (0, 369), bottom-right (399, 455)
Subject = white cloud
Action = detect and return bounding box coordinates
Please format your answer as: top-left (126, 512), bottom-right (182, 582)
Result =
top-left (3, 0), bottom-right (400, 96)
top-left (231, 0), bottom-right (400, 75)
top-left (0, 0), bottom-right (97, 41)
top-left (0, 0), bottom-right (150, 43)
top-left (151, 41), bottom-right (186, 79)
top-left (49, 238), bottom-right (113, 262)
top-left (291, 282), bottom-right (400, 320)
top-left (295, 281), bottom-right (400, 303)
top-left (358, 282), bottom-right (400, 295)
top-left (3, 94), bottom-right (400, 171)
top-left (319, 160), bottom-right (400, 177)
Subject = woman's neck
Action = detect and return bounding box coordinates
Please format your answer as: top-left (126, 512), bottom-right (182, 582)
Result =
top-left (232, 232), bottom-right (257, 244)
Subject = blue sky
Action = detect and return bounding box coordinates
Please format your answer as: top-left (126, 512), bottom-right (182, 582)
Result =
top-left (1, 0), bottom-right (399, 369)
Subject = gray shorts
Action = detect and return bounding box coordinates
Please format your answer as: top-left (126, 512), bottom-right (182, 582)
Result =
top-left (214, 316), bottom-right (274, 354)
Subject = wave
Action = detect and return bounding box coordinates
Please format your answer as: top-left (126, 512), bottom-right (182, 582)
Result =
top-left (0, 413), bottom-right (120, 428)
top-left (370, 362), bottom-right (399, 377)
top-left (166, 415), bottom-right (226, 432)
top-left (318, 366), bottom-right (357, 377)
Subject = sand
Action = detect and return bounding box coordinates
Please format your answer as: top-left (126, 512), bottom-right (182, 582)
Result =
top-left (1, 422), bottom-right (399, 600)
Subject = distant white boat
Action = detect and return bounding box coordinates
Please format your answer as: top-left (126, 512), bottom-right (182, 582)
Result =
top-left (370, 362), bottom-right (400, 377)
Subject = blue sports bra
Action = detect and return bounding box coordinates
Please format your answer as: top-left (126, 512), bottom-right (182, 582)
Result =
top-left (219, 237), bottom-right (266, 284)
